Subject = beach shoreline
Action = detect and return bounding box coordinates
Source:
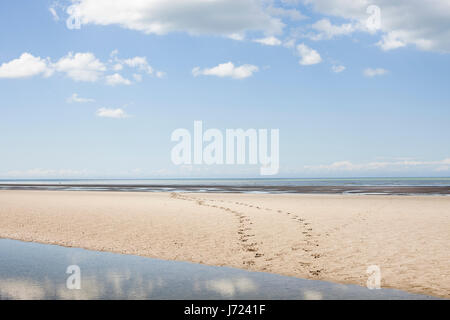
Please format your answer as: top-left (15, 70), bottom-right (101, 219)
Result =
top-left (0, 183), bottom-right (449, 195)
top-left (0, 190), bottom-right (449, 298)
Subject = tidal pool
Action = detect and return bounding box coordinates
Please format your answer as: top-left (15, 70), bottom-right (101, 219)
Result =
top-left (0, 239), bottom-right (437, 300)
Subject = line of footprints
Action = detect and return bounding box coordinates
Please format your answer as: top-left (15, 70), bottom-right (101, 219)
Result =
top-left (170, 193), bottom-right (324, 277)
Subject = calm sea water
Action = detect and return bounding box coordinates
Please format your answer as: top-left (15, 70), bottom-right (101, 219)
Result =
top-left (1, 178), bottom-right (449, 194)
top-left (1, 177), bottom-right (449, 186)
top-left (0, 239), bottom-right (437, 300)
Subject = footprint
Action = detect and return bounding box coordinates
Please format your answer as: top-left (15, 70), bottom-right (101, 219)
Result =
top-left (310, 269), bottom-right (322, 276)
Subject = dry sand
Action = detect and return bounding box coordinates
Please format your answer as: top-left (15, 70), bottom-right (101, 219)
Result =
top-left (0, 190), bottom-right (449, 298)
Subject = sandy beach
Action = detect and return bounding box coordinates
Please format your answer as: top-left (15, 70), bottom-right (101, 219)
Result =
top-left (0, 190), bottom-right (449, 298)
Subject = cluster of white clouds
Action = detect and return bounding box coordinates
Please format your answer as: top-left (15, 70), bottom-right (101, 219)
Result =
top-left (109, 49), bottom-right (166, 80)
top-left (63, 0), bottom-right (286, 38)
top-left (7, 1), bottom-right (450, 85)
top-left (67, 92), bottom-right (130, 119)
top-left (55, 0), bottom-right (416, 76)
top-left (306, 18), bottom-right (357, 41)
top-left (192, 62), bottom-right (259, 79)
top-left (0, 50), bottom-right (164, 85)
top-left (301, 0), bottom-right (450, 53)
top-left (60, 0), bottom-right (450, 54)
top-left (45, 1), bottom-right (450, 80)
top-left (0, 52), bottom-right (263, 84)
top-left (304, 158), bottom-right (450, 172)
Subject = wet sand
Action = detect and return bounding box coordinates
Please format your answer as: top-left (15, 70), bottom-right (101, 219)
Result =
top-left (0, 190), bottom-right (449, 298)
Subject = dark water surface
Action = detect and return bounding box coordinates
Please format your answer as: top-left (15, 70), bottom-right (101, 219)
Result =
top-left (0, 239), bottom-right (438, 300)
top-left (0, 178), bottom-right (449, 194)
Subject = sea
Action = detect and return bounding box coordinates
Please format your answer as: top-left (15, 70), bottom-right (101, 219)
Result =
top-left (0, 178), bottom-right (449, 195)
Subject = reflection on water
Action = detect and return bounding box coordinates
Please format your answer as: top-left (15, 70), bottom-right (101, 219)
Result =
top-left (0, 239), bottom-right (437, 300)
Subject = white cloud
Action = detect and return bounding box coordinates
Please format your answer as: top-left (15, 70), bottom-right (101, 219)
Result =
top-left (302, 0), bottom-right (450, 53)
top-left (66, 93), bottom-right (95, 103)
top-left (304, 158), bottom-right (450, 172)
top-left (192, 62), bottom-right (259, 79)
top-left (364, 68), bottom-right (388, 77)
top-left (109, 50), bottom-right (165, 79)
top-left (377, 31), bottom-right (407, 51)
top-left (0, 53), bottom-right (53, 79)
top-left (297, 43), bottom-right (322, 65)
top-left (308, 18), bottom-right (356, 40)
top-left (53, 52), bottom-right (106, 82)
top-left (227, 33), bottom-right (246, 41)
top-left (266, 6), bottom-right (306, 21)
top-left (65, 0), bottom-right (284, 37)
top-left (123, 56), bottom-right (153, 74)
top-left (253, 36), bottom-right (282, 46)
top-left (332, 65), bottom-right (346, 73)
top-left (96, 107), bottom-right (129, 118)
top-left (105, 73), bottom-right (132, 86)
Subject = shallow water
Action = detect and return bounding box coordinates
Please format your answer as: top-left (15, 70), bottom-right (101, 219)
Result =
top-left (1, 178), bottom-right (449, 195)
top-left (0, 239), bottom-right (437, 300)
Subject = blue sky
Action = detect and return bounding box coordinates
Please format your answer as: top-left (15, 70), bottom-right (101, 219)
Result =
top-left (0, 0), bottom-right (449, 178)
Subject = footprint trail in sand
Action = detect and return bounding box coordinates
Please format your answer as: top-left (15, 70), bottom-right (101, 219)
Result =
top-left (171, 193), bottom-right (325, 278)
